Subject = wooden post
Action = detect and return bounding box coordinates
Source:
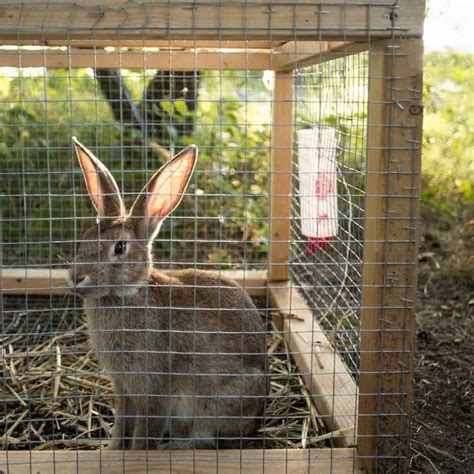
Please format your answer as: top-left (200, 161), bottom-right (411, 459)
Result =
top-left (268, 71), bottom-right (293, 282)
top-left (358, 39), bottom-right (423, 473)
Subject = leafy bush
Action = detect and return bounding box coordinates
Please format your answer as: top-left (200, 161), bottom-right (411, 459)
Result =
top-left (0, 68), bottom-right (270, 268)
top-left (423, 51), bottom-right (474, 216)
top-left (2, 50), bottom-right (469, 269)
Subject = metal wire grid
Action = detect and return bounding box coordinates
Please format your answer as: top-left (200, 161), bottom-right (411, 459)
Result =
top-left (0, 1), bottom-right (423, 472)
top-left (0, 68), bottom-right (271, 270)
top-left (290, 53), bottom-right (368, 379)
top-left (0, 43), bottom-right (322, 452)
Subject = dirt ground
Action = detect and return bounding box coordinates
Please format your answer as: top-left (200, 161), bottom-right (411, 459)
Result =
top-left (409, 205), bottom-right (473, 473)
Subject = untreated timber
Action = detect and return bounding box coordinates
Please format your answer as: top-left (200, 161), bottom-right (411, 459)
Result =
top-left (268, 71), bottom-right (293, 281)
top-left (0, 1), bottom-right (425, 41)
top-left (269, 281), bottom-right (358, 448)
top-left (273, 41), bottom-right (368, 70)
top-left (0, 268), bottom-right (267, 297)
top-left (0, 49), bottom-right (273, 70)
top-left (0, 43), bottom-right (371, 71)
top-left (0, 448), bottom-right (364, 474)
top-left (0, 39), bottom-right (280, 49)
top-left (358, 38), bottom-right (423, 473)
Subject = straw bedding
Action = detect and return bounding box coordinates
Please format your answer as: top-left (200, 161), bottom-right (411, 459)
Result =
top-left (1, 296), bottom-right (328, 450)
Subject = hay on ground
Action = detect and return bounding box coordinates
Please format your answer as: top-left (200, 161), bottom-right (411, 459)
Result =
top-left (1, 296), bottom-right (328, 450)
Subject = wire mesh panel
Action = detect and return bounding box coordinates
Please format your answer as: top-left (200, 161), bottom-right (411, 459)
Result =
top-left (0, 1), bottom-right (425, 473)
top-left (0, 62), bottom-right (274, 444)
top-left (0, 68), bottom-right (271, 270)
top-left (0, 48), bottom-right (328, 454)
top-left (291, 53), bottom-right (368, 379)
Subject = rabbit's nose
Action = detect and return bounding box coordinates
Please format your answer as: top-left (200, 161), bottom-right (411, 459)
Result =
top-left (75, 275), bottom-right (87, 285)
top-left (68, 271), bottom-right (89, 288)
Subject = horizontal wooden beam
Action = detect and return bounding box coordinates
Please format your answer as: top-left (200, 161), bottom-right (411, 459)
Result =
top-left (0, 43), bottom-right (371, 71)
top-left (0, 448), bottom-right (364, 474)
top-left (273, 41), bottom-right (368, 71)
top-left (358, 38), bottom-right (423, 474)
top-left (0, 1), bottom-right (425, 41)
top-left (0, 49), bottom-right (273, 70)
top-left (269, 281), bottom-right (358, 448)
top-left (0, 268), bottom-right (268, 297)
top-left (0, 39), bottom-right (280, 50)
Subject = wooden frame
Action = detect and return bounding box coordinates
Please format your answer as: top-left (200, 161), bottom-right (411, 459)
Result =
top-left (0, 44), bottom-right (368, 70)
top-left (0, 1), bottom-right (425, 472)
top-left (0, 1), bottom-right (424, 41)
top-left (268, 282), bottom-right (358, 448)
top-left (358, 38), bottom-right (423, 473)
top-left (268, 70), bottom-right (293, 281)
top-left (0, 448), bottom-right (364, 473)
top-left (272, 41), bottom-right (367, 71)
top-left (0, 268), bottom-right (268, 297)
top-left (0, 49), bottom-right (274, 70)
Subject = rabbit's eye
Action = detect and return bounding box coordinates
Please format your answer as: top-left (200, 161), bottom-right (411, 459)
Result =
top-left (114, 241), bottom-right (127, 256)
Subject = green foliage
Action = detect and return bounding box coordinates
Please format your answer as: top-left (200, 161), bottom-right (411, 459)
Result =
top-left (162, 71), bottom-right (270, 265)
top-left (0, 68), bottom-right (269, 267)
top-left (3, 50), bottom-right (468, 269)
top-left (422, 50), bottom-right (474, 215)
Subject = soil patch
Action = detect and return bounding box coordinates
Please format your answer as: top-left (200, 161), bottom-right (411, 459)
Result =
top-left (410, 205), bottom-right (473, 473)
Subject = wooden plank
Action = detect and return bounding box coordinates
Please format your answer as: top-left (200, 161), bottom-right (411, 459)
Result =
top-left (0, 43), bottom-right (370, 72)
top-left (0, 448), bottom-right (364, 474)
top-left (0, 49), bottom-right (272, 70)
top-left (0, 1), bottom-right (425, 41)
top-left (268, 71), bottom-right (293, 281)
top-left (0, 268), bottom-right (268, 296)
top-left (1, 268), bottom-right (70, 296)
top-left (357, 38), bottom-right (423, 473)
top-left (0, 0), bottom-right (419, 4)
top-left (0, 39), bottom-right (278, 49)
top-left (269, 282), bottom-right (358, 448)
top-left (273, 41), bottom-right (368, 71)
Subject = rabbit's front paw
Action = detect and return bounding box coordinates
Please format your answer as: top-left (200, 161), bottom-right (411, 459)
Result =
top-left (105, 438), bottom-right (126, 450)
top-left (158, 439), bottom-right (216, 450)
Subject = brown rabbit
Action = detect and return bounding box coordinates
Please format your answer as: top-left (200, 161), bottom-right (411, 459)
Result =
top-left (68, 137), bottom-right (268, 450)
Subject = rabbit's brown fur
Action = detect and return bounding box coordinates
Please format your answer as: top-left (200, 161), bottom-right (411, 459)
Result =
top-left (69, 140), bottom-right (268, 450)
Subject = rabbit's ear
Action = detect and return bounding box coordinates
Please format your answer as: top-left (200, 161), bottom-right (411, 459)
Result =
top-left (129, 145), bottom-right (197, 241)
top-left (72, 137), bottom-right (125, 219)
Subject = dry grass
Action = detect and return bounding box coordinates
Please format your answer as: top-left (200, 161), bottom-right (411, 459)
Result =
top-left (0, 296), bottom-right (328, 450)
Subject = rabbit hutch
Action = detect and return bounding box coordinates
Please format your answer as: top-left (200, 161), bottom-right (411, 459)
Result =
top-left (0, 1), bottom-right (425, 473)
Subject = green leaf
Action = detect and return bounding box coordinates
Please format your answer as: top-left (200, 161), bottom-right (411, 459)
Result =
top-left (173, 100), bottom-right (188, 116)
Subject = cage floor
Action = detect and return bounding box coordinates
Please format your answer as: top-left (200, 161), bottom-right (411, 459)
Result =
top-left (1, 296), bottom-right (328, 450)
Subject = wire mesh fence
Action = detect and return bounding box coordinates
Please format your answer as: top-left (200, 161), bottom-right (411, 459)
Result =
top-left (0, 1), bottom-right (425, 472)
top-left (291, 53), bottom-right (368, 379)
top-left (0, 69), bottom-right (271, 270)
top-left (0, 47), bottom-right (364, 453)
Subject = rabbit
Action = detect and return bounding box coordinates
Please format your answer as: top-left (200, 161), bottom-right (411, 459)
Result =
top-left (67, 137), bottom-right (268, 450)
